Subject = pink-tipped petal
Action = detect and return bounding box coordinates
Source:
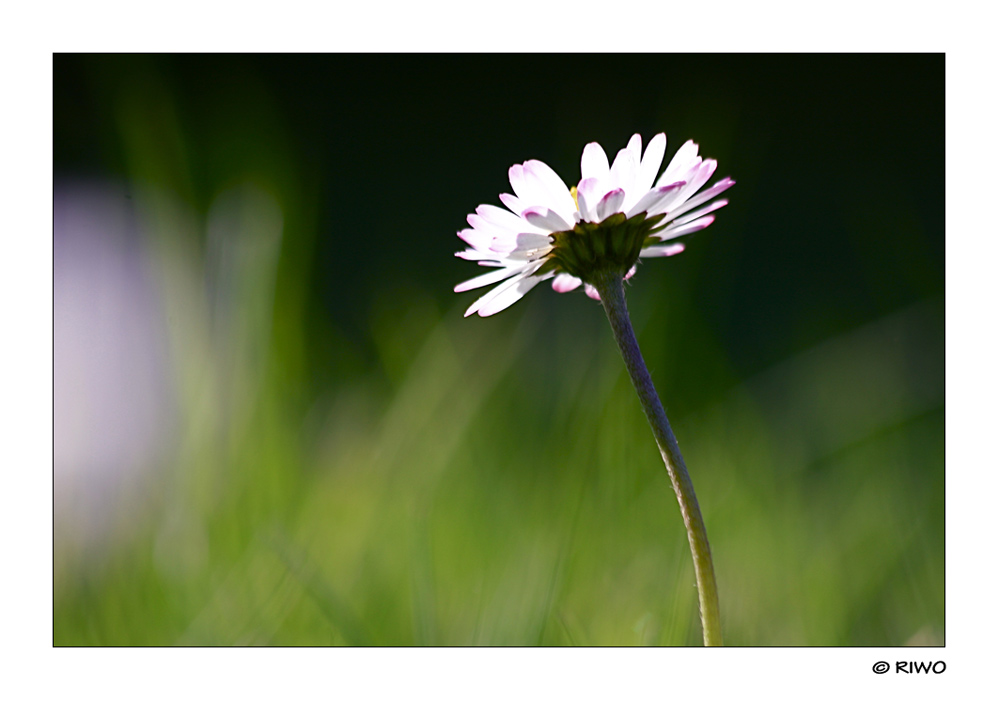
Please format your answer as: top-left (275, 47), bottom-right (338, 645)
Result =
top-left (658, 140), bottom-right (700, 186)
top-left (665, 199), bottom-right (728, 228)
top-left (654, 215), bottom-right (716, 241)
top-left (552, 273), bottom-right (582, 293)
top-left (625, 181), bottom-right (686, 218)
top-left (664, 177), bottom-right (735, 221)
top-left (596, 188), bottom-right (625, 221)
top-left (678, 159), bottom-right (717, 201)
top-left (645, 180), bottom-right (690, 216)
top-left (584, 284), bottom-right (601, 301)
top-left (522, 207), bottom-right (572, 232)
top-left (640, 242), bottom-right (686, 258)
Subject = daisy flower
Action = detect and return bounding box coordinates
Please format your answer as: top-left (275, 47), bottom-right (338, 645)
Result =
top-left (453, 132), bottom-right (734, 645)
top-left (454, 133), bottom-right (734, 317)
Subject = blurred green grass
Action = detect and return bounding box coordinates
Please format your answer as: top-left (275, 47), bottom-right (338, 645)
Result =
top-left (53, 55), bottom-right (943, 646)
top-left (53, 257), bottom-right (943, 644)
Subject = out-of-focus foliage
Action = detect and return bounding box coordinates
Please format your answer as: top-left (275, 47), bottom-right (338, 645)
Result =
top-left (54, 55), bottom-right (943, 645)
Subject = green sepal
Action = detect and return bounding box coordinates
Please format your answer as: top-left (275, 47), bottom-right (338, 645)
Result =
top-left (544, 212), bottom-right (666, 283)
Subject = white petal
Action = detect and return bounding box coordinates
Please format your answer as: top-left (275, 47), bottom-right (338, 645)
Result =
top-left (474, 271), bottom-right (546, 317)
top-left (682, 159), bottom-right (718, 198)
top-left (499, 237), bottom-right (554, 261)
top-left (637, 133), bottom-right (667, 193)
top-left (490, 231), bottom-right (551, 256)
top-left (668, 156), bottom-right (703, 190)
top-left (476, 203), bottom-right (540, 232)
top-left (509, 163), bottom-right (552, 208)
top-left (485, 236), bottom-right (516, 254)
top-left (552, 273), bottom-right (582, 293)
top-left (645, 180), bottom-right (689, 216)
top-left (596, 188), bottom-right (626, 221)
top-left (654, 215), bottom-right (716, 241)
top-left (663, 177), bottom-right (735, 222)
top-left (499, 192), bottom-right (527, 216)
top-left (625, 182), bottom-right (685, 218)
top-left (575, 177), bottom-right (605, 222)
top-left (467, 213), bottom-right (524, 242)
top-left (657, 140), bottom-right (700, 186)
top-left (465, 268), bottom-right (528, 317)
top-left (509, 232), bottom-right (553, 251)
top-left (504, 249), bottom-right (554, 261)
top-left (662, 199), bottom-right (728, 229)
top-left (626, 134), bottom-right (642, 161)
top-left (507, 163), bottom-right (525, 195)
top-left (655, 160), bottom-right (718, 219)
top-left (580, 142), bottom-right (610, 182)
top-left (584, 283), bottom-right (601, 301)
top-left (610, 148), bottom-right (639, 207)
top-left (640, 243), bottom-right (686, 257)
top-left (524, 160), bottom-right (577, 222)
top-left (457, 227), bottom-right (492, 250)
top-left (456, 249), bottom-right (504, 261)
top-left (523, 206), bottom-right (572, 232)
top-left (454, 264), bottom-right (527, 292)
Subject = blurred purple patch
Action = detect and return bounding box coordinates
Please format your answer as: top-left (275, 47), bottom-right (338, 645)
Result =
top-left (54, 180), bottom-right (176, 551)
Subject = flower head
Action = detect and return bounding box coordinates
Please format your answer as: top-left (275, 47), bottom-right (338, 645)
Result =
top-left (454, 133), bottom-right (734, 317)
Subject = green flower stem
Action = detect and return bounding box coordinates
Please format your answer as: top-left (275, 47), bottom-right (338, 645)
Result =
top-left (590, 269), bottom-right (723, 647)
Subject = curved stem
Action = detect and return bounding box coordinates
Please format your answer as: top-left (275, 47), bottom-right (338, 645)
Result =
top-left (590, 269), bottom-right (723, 646)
